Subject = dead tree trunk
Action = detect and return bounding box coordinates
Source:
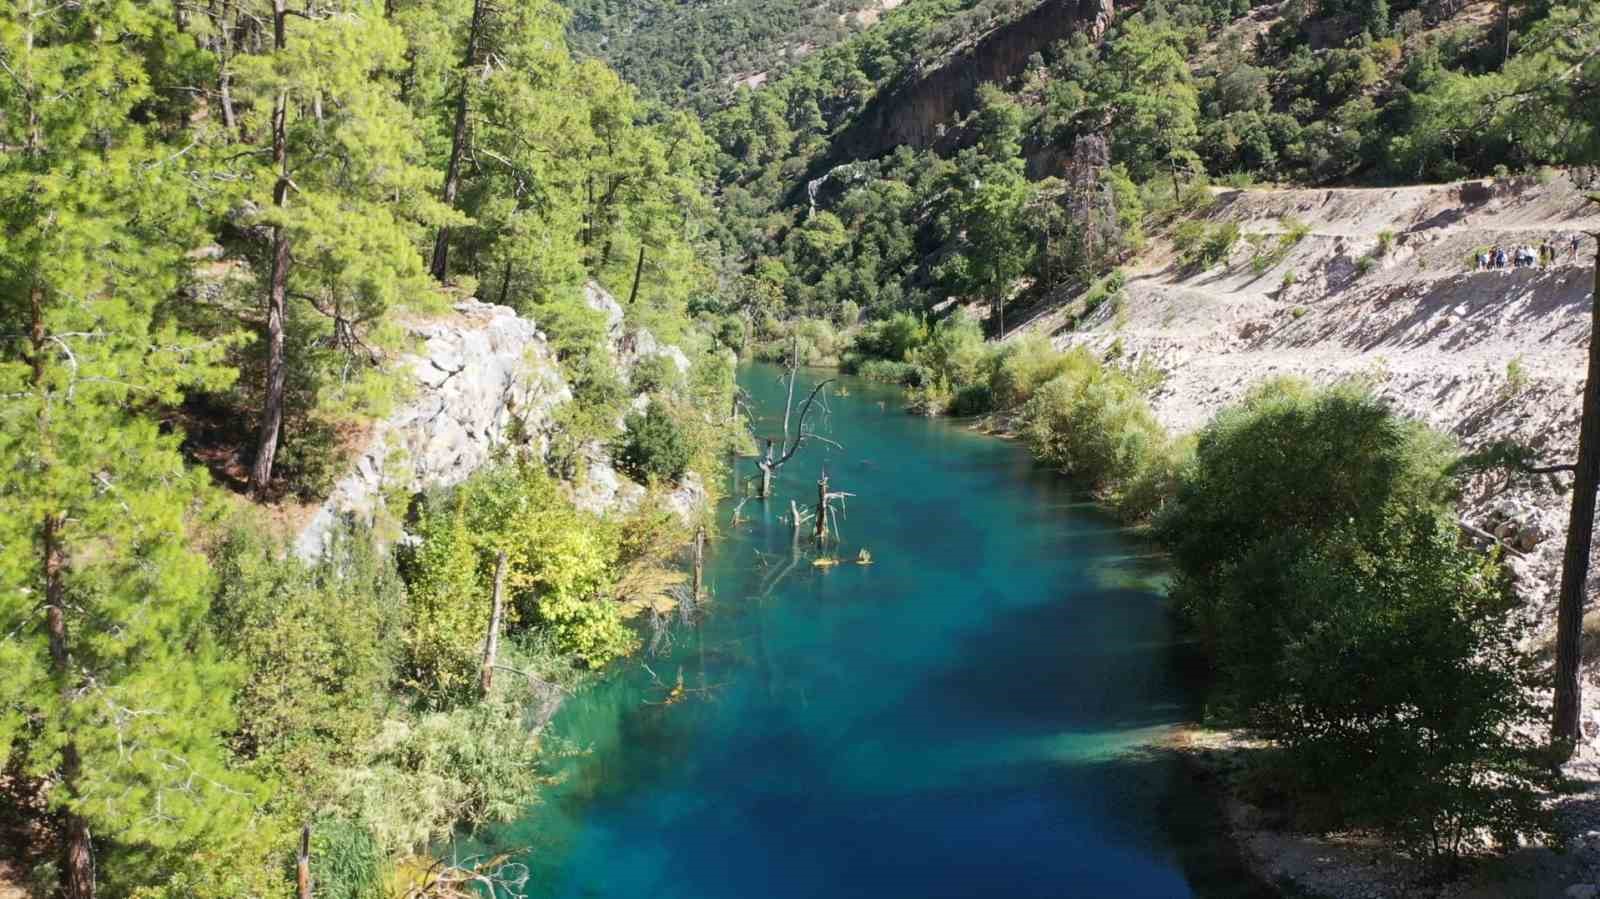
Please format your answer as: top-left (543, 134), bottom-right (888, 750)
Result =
top-left (815, 473), bottom-right (829, 543)
top-left (692, 529), bottom-right (705, 600)
top-left (1553, 225), bottom-right (1600, 754)
top-left (479, 549), bottom-right (508, 697)
top-left (753, 335), bottom-right (834, 499)
top-left (249, 0), bottom-right (292, 496)
top-left (430, 0), bottom-right (487, 281)
top-left (296, 824), bottom-right (312, 899)
top-left (760, 439), bottom-right (774, 497)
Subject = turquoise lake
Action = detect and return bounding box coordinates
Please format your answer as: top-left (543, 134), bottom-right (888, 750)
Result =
top-left (480, 365), bottom-right (1266, 898)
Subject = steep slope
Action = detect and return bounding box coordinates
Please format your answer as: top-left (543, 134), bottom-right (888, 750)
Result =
top-left (1029, 172), bottom-right (1599, 635)
top-left (827, 0), bottom-right (1112, 160)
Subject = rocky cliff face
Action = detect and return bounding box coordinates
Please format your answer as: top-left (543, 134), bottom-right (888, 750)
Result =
top-left (296, 283), bottom-right (705, 559)
top-left (828, 0), bottom-right (1112, 163)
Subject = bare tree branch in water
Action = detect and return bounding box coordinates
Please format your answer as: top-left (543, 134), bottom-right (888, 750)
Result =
top-left (755, 334), bottom-right (836, 497)
top-left (402, 852), bottom-right (530, 899)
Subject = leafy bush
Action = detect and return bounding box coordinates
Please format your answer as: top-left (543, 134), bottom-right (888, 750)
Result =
top-left (631, 353), bottom-right (684, 395)
top-left (948, 382), bottom-right (995, 416)
top-left (1161, 378), bottom-right (1456, 625)
top-left (989, 335), bottom-right (1076, 409)
top-left (309, 817), bottom-right (384, 899)
top-left (1249, 514), bottom-right (1551, 864)
top-left (1019, 352), bottom-right (1168, 491)
top-left (853, 311), bottom-right (927, 362)
top-left (403, 464), bottom-right (635, 690)
top-left (334, 693), bottom-right (556, 857)
top-left (852, 358), bottom-right (921, 385)
top-left (1152, 380), bottom-right (1549, 863)
top-left (212, 523), bottom-right (403, 797)
top-left (617, 403), bottom-right (692, 483)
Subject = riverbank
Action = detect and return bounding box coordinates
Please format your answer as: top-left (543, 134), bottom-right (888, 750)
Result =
top-left (1167, 722), bottom-right (1600, 899)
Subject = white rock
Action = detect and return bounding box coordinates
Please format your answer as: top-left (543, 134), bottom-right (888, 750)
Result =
top-left (1563, 884), bottom-right (1596, 899)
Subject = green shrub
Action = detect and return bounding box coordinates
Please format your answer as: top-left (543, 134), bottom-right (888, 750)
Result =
top-left (212, 523), bottom-right (403, 795)
top-left (908, 316), bottom-right (986, 388)
top-left (309, 818), bottom-right (384, 899)
top-left (1251, 515), bottom-right (1551, 865)
top-left (1019, 353), bottom-right (1167, 491)
top-left (617, 403), bottom-right (692, 483)
top-left (1160, 378), bottom-right (1457, 625)
top-left (1201, 221), bottom-right (1241, 266)
top-left (1503, 354), bottom-right (1529, 399)
top-left (854, 357), bottom-right (921, 385)
top-left (853, 311), bottom-right (926, 361)
top-left (631, 353), bottom-right (684, 395)
top-left (948, 382), bottom-right (995, 416)
top-left (989, 335), bottom-right (1073, 409)
top-left (1155, 379), bottom-right (1549, 863)
top-left (1172, 219), bottom-right (1207, 258)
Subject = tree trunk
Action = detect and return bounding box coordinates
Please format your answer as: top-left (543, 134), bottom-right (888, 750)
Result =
top-left (480, 550), bottom-right (508, 697)
top-left (1501, 0), bottom-right (1512, 64)
top-left (44, 514), bottom-right (94, 899)
top-left (760, 439), bottom-right (774, 498)
top-left (431, 0), bottom-right (487, 281)
top-left (628, 244), bottom-right (646, 305)
top-left (249, 0), bottom-right (291, 496)
top-left (1553, 234), bottom-right (1600, 754)
top-left (692, 529), bottom-right (705, 600)
top-left (815, 474), bottom-right (829, 543)
top-left (296, 824), bottom-right (312, 899)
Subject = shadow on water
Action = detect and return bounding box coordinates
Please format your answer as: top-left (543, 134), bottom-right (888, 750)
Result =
top-left (468, 364), bottom-right (1275, 898)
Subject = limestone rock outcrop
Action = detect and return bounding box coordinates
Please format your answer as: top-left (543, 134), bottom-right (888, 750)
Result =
top-left (296, 299), bottom-right (569, 558)
top-left (296, 284), bottom-right (710, 559)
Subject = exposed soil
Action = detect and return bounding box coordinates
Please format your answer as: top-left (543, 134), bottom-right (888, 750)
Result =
top-left (1022, 170), bottom-right (1600, 897)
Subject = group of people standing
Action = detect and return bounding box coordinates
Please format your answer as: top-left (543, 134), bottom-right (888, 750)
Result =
top-left (1476, 235), bottom-right (1584, 271)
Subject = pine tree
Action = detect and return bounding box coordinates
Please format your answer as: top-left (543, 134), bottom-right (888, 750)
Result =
top-left (0, 2), bottom-right (251, 894)
top-left (203, 0), bottom-right (455, 495)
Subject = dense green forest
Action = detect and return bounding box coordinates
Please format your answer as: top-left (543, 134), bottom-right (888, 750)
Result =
top-left (0, 0), bottom-right (738, 895)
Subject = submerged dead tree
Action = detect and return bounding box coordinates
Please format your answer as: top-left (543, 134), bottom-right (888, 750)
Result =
top-left (480, 550), bottom-right (509, 696)
top-left (813, 468), bottom-right (853, 544)
top-left (755, 336), bottom-right (835, 497)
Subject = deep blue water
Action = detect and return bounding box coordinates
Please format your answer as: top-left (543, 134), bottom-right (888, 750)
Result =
top-left (478, 365), bottom-right (1259, 898)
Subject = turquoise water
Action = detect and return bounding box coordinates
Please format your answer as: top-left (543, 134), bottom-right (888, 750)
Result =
top-left (480, 366), bottom-right (1260, 898)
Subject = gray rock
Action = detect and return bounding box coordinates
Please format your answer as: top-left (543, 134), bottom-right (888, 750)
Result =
top-left (295, 299), bottom-right (570, 558)
top-left (297, 285), bottom-right (708, 559)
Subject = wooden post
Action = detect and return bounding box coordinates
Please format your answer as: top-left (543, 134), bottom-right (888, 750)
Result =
top-left (480, 550), bottom-right (508, 697)
top-left (692, 528), bottom-right (705, 600)
top-left (297, 824), bottom-right (312, 899)
top-left (1554, 226), bottom-right (1600, 754)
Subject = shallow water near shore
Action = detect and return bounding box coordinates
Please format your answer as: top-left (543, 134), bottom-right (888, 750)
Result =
top-left (477, 364), bottom-right (1271, 898)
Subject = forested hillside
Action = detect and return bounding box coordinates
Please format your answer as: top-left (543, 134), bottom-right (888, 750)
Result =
top-left (0, 0), bottom-right (737, 896)
top-left (683, 0), bottom-right (1599, 338)
top-left (559, 0), bottom-right (881, 108)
